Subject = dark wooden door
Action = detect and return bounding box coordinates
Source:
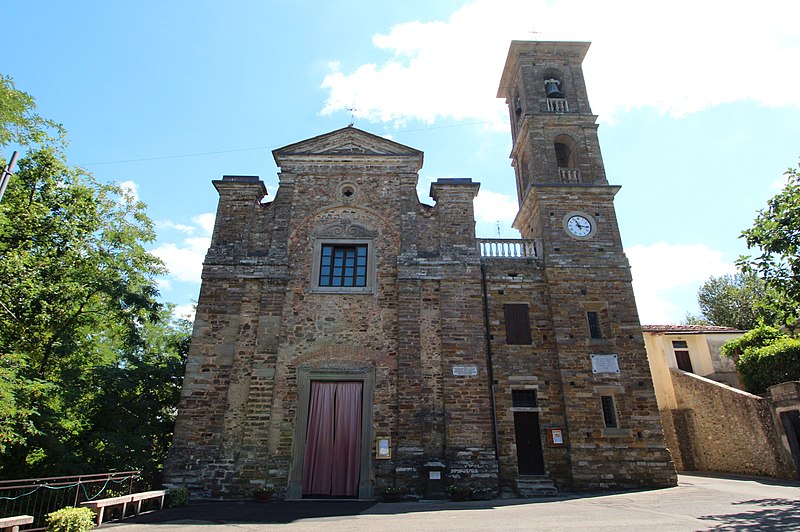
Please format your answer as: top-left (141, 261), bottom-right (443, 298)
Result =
top-left (513, 412), bottom-right (545, 475)
top-left (780, 410), bottom-right (800, 472)
top-left (675, 351), bottom-right (693, 372)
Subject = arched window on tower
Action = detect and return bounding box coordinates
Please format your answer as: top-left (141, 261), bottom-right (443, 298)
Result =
top-left (554, 137), bottom-right (580, 183)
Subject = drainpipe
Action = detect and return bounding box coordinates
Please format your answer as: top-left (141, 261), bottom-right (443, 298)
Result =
top-left (480, 263), bottom-right (502, 495)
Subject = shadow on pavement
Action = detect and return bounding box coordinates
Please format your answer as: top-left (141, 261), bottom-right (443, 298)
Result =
top-left (120, 495), bottom-right (607, 526)
top-left (698, 498), bottom-right (800, 531)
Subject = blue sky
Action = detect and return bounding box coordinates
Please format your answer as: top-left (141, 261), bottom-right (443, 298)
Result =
top-left (4, 0), bottom-right (799, 324)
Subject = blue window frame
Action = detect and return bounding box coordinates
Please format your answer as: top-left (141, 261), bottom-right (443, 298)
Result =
top-left (319, 244), bottom-right (368, 287)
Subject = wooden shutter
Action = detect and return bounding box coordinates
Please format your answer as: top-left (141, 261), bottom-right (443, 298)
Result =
top-left (504, 304), bottom-right (532, 345)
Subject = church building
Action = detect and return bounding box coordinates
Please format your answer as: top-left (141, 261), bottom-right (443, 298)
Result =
top-left (164, 41), bottom-right (678, 499)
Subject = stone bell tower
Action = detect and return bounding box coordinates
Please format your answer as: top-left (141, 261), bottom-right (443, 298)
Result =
top-left (497, 41), bottom-right (677, 489)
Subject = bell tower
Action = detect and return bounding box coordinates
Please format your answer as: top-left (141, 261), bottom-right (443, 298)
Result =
top-left (497, 41), bottom-right (677, 489)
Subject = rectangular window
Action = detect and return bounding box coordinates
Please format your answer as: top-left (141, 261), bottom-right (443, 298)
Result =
top-left (504, 304), bottom-right (532, 345)
top-left (587, 311), bottom-right (602, 339)
top-left (600, 395), bottom-right (618, 428)
top-left (319, 244), bottom-right (367, 287)
top-left (512, 389), bottom-right (537, 408)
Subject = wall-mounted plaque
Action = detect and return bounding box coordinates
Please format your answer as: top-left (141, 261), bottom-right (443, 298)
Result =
top-left (452, 365), bottom-right (478, 376)
top-left (590, 354), bottom-right (620, 374)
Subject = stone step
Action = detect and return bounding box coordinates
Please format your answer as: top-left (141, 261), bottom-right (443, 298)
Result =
top-left (516, 476), bottom-right (558, 497)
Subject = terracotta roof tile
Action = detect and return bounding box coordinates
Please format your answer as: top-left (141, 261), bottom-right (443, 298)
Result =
top-left (641, 324), bottom-right (743, 334)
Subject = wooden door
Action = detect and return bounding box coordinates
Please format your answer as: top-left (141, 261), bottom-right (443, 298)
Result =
top-left (513, 411), bottom-right (545, 475)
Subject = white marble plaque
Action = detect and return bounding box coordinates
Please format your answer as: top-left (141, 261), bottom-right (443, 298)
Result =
top-left (590, 354), bottom-right (620, 373)
top-left (452, 365), bottom-right (478, 376)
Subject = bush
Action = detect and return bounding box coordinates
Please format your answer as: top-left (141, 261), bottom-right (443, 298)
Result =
top-left (166, 486), bottom-right (189, 507)
top-left (46, 507), bottom-right (95, 532)
top-left (737, 337), bottom-right (800, 393)
top-left (720, 325), bottom-right (785, 358)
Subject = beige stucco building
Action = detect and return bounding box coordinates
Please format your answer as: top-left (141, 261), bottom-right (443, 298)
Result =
top-left (643, 324), bottom-right (799, 478)
top-left (643, 324), bottom-right (743, 398)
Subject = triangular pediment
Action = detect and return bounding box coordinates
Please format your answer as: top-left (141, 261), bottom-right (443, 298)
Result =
top-left (273, 127), bottom-right (423, 164)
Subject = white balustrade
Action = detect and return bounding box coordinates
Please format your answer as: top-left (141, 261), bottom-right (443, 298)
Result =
top-left (546, 98), bottom-right (569, 113)
top-left (478, 239), bottom-right (538, 258)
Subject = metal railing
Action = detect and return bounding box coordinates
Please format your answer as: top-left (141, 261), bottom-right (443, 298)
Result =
top-left (0, 471), bottom-right (145, 531)
top-left (478, 239), bottom-right (538, 259)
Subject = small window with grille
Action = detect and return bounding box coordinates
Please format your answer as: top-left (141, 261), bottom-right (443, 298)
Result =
top-left (600, 395), bottom-right (618, 428)
top-left (587, 311), bottom-right (602, 339)
top-left (512, 389), bottom-right (537, 408)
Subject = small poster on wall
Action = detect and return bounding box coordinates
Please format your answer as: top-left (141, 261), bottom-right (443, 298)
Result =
top-left (547, 428), bottom-right (565, 447)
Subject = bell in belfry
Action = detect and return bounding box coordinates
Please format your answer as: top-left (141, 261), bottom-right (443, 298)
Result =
top-left (544, 78), bottom-right (563, 98)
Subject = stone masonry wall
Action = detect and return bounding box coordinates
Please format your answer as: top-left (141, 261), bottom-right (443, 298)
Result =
top-left (668, 369), bottom-right (797, 479)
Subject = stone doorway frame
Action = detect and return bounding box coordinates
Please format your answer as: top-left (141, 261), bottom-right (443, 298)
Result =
top-left (287, 365), bottom-right (375, 499)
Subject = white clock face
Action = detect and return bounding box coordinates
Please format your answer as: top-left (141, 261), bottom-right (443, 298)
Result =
top-left (567, 215), bottom-right (592, 237)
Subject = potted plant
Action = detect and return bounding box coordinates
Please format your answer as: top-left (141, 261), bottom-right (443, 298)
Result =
top-left (383, 487), bottom-right (403, 502)
top-left (254, 485), bottom-right (277, 501)
top-left (445, 485), bottom-right (471, 502)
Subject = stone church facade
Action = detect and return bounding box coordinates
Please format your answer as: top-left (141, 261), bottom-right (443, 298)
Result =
top-left (165, 41), bottom-right (678, 498)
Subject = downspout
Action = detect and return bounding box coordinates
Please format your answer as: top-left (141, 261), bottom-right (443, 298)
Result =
top-left (480, 263), bottom-right (502, 495)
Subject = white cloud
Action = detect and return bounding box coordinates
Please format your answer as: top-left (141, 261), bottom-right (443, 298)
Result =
top-left (172, 304), bottom-right (196, 321)
top-left (627, 241), bottom-right (737, 325)
top-left (118, 180), bottom-right (139, 202)
top-left (321, 0), bottom-right (800, 126)
top-left (192, 213), bottom-right (216, 235)
top-left (473, 189), bottom-right (517, 225)
top-left (158, 220), bottom-right (197, 234)
top-left (151, 213), bottom-right (216, 285)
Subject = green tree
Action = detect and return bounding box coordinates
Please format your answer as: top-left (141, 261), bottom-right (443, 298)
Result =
top-left (0, 74), bottom-right (64, 150)
top-left (0, 149), bottom-right (164, 378)
top-left (738, 164), bottom-right (800, 318)
top-left (0, 74), bottom-right (190, 479)
top-left (689, 272), bottom-right (786, 330)
top-left (0, 149), bottom-right (173, 477)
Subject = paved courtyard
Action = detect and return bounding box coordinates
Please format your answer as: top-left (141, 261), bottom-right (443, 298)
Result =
top-left (111, 473), bottom-right (800, 531)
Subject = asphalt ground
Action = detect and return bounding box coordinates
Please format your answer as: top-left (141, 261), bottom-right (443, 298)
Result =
top-left (107, 473), bottom-right (800, 531)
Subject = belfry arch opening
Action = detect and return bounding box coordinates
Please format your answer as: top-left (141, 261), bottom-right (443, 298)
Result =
top-left (554, 135), bottom-right (580, 183)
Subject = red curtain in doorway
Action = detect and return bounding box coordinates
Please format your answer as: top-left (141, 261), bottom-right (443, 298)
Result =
top-left (302, 381), bottom-right (362, 497)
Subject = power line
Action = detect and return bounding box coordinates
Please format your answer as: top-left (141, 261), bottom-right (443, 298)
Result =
top-left (76, 121), bottom-right (493, 167)
top-left (78, 145), bottom-right (275, 166)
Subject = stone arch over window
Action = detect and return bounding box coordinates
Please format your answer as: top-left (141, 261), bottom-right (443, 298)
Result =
top-left (553, 134), bottom-right (580, 183)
